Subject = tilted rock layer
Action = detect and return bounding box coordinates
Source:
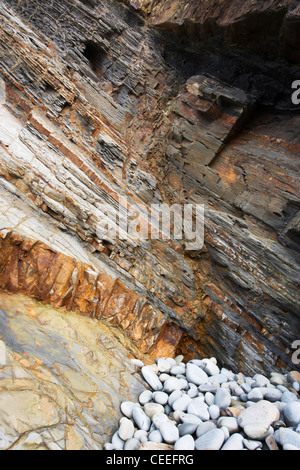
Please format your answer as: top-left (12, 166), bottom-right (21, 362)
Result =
top-left (0, 0), bottom-right (299, 376)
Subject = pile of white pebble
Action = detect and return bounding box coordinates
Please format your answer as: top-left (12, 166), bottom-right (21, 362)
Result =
top-left (105, 356), bottom-right (300, 451)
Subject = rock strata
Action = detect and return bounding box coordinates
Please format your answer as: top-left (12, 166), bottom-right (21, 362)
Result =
top-left (108, 355), bottom-right (300, 451)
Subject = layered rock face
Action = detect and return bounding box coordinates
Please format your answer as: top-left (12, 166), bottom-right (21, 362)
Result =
top-left (0, 0), bottom-right (299, 377)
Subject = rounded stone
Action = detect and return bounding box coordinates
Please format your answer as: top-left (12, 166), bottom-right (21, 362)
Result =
top-left (247, 388), bottom-right (264, 402)
top-left (186, 363), bottom-right (209, 386)
top-left (148, 430), bottom-right (163, 443)
top-left (153, 391), bottom-right (169, 405)
top-left (178, 422), bottom-right (199, 437)
top-left (172, 395), bottom-right (192, 412)
top-left (139, 390), bottom-right (153, 405)
top-left (174, 434), bottom-right (195, 450)
top-left (217, 417), bottom-right (239, 434)
top-left (120, 401), bottom-right (141, 419)
top-left (118, 417), bottom-right (134, 441)
top-left (141, 366), bottom-right (163, 391)
top-left (132, 407), bottom-right (151, 431)
top-left (156, 358), bottom-right (172, 373)
top-left (284, 401), bottom-right (300, 426)
top-left (221, 433), bottom-right (244, 450)
top-left (124, 438), bottom-right (140, 450)
top-left (209, 405), bottom-right (220, 420)
top-left (203, 359), bottom-right (220, 377)
top-left (243, 425), bottom-right (272, 440)
top-left (237, 400), bottom-right (280, 429)
top-left (159, 421), bottom-right (179, 444)
top-left (214, 388), bottom-right (231, 410)
top-left (195, 428), bottom-right (225, 451)
top-left (164, 377), bottom-right (186, 394)
top-left (196, 421), bottom-right (217, 438)
top-left (187, 398), bottom-right (209, 421)
top-left (144, 402), bottom-right (165, 418)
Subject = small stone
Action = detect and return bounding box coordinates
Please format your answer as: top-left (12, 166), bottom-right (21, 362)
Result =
top-left (152, 412), bottom-right (169, 429)
top-left (141, 366), bottom-right (163, 391)
top-left (132, 407), bottom-right (151, 431)
top-left (247, 388), bottom-right (264, 402)
top-left (196, 421), bottom-right (217, 438)
top-left (209, 405), bottom-right (220, 420)
top-left (148, 430), bottom-right (163, 443)
top-left (139, 442), bottom-right (174, 450)
top-left (281, 390), bottom-right (299, 403)
top-left (252, 374), bottom-right (270, 388)
top-left (203, 359), bottom-right (220, 377)
top-left (214, 388), bottom-right (231, 410)
top-left (168, 390), bottom-right (182, 407)
top-left (243, 439), bottom-right (263, 450)
top-left (283, 444), bottom-right (300, 450)
top-left (265, 434), bottom-right (279, 451)
top-left (205, 392), bottom-right (215, 406)
top-left (221, 433), bottom-right (244, 450)
top-left (237, 400), bottom-right (280, 429)
top-left (187, 398), bottom-right (209, 421)
top-left (0, 340), bottom-right (6, 367)
top-left (263, 388), bottom-right (282, 402)
top-left (124, 438), bottom-right (140, 450)
top-left (287, 371), bottom-right (300, 385)
top-left (175, 355), bottom-right (184, 364)
top-left (179, 413), bottom-right (202, 425)
top-left (226, 406), bottom-right (244, 417)
top-left (139, 390), bottom-right (153, 405)
top-left (119, 417), bottom-right (134, 441)
top-left (208, 374), bottom-right (228, 385)
top-left (178, 422), bottom-right (199, 437)
top-left (195, 428), bottom-right (225, 450)
top-left (174, 435), bottom-right (195, 450)
top-left (156, 358), bottom-right (172, 373)
top-left (198, 384), bottom-right (219, 393)
top-left (170, 365), bottom-right (185, 376)
top-left (159, 421), bottom-right (179, 444)
top-left (217, 417), bottom-right (239, 434)
top-left (121, 401), bottom-right (141, 419)
top-left (131, 359), bottom-right (144, 368)
top-left (144, 402), bottom-right (165, 418)
top-left (186, 363), bottom-right (208, 386)
top-left (164, 377), bottom-right (186, 394)
top-left (270, 373), bottom-right (286, 386)
top-left (153, 391), bottom-right (169, 405)
top-left (134, 430), bottom-right (148, 443)
top-left (112, 432), bottom-right (125, 450)
top-left (276, 428), bottom-right (300, 449)
top-left (284, 402), bottom-right (300, 426)
top-left (172, 394), bottom-right (192, 412)
top-left (243, 425), bottom-right (272, 440)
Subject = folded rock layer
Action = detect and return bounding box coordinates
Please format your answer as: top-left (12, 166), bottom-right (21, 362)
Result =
top-left (0, 0), bottom-right (299, 376)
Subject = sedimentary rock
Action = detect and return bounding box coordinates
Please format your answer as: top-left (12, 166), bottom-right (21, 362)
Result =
top-left (0, 0), bottom-right (299, 378)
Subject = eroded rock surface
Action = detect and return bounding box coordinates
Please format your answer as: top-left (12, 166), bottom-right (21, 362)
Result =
top-left (0, 292), bottom-right (147, 450)
top-left (0, 0), bottom-right (299, 379)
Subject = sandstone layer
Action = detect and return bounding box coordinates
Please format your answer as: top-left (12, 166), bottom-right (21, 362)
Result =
top-left (0, 0), bottom-right (299, 377)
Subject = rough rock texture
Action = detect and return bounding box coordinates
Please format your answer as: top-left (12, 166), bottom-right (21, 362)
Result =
top-left (0, 0), bottom-right (299, 377)
top-left (0, 292), bottom-right (147, 449)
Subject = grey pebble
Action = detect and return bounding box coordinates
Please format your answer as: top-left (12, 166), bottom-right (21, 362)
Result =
top-left (195, 428), bottom-right (225, 450)
top-left (174, 435), bottom-right (195, 450)
top-left (141, 366), bottom-right (163, 391)
top-left (132, 407), bottom-right (151, 431)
